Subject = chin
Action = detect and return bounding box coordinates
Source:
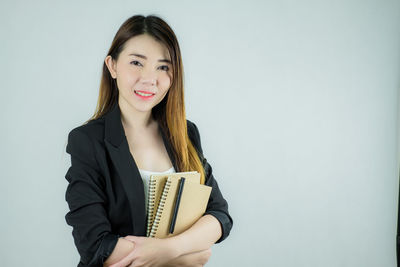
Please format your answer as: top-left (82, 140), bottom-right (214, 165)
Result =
top-left (130, 104), bottom-right (154, 113)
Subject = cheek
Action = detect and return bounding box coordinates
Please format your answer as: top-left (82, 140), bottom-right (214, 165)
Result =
top-left (159, 73), bottom-right (172, 90)
top-left (118, 68), bottom-right (140, 84)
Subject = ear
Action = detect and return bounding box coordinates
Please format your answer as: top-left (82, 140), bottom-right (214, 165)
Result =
top-left (104, 55), bottom-right (117, 79)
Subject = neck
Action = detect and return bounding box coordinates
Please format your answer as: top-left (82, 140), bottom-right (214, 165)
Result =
top-left (118, 97), bottom-right (156, 132)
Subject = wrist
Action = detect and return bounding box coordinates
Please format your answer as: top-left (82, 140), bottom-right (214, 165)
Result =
top-left (165, 235), bottom-right (184, 258)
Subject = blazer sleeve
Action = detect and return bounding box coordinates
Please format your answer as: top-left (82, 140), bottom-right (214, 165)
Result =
top-left (64, 128), bottom-right (119, 266)
top-left (187, 120), bottom-right (233, 243)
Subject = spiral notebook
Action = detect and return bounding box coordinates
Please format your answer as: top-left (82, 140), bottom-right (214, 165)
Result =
top-left (146, 171), bottom-right (201, 236)
top-left (148, 175), bottom-right (212, 238)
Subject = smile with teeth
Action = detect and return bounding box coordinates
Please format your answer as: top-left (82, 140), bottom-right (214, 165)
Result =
top-left (134, 90), bottom-right (154, 97)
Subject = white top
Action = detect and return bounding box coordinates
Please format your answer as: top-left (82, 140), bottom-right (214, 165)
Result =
top-left (138, 166), bottom-right (176, 213)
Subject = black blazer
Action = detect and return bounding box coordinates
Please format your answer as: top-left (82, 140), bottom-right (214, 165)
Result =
top-left (64, 102), bottom-right (233, 267)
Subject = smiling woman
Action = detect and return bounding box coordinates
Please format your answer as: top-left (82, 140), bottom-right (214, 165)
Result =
top-left (104, 34), bottom-right (173, 115)
top-left (64, 14), bottom-right (233, 267)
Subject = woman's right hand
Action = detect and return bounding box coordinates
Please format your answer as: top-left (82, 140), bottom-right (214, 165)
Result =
top-left (163, 248), bottom-right (212, 267)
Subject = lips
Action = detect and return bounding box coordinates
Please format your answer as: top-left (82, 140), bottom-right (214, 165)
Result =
top-left (134, 89), bottom-right (155, 99)
top-left (134, 90), bottom-right (155, 95)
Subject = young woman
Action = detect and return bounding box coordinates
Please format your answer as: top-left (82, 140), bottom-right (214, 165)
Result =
top-left (64, 14), bottom-right (233, 267)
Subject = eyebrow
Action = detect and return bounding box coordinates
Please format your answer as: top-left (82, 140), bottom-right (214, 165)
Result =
top-left (129, 53), bottom-right (172, 64)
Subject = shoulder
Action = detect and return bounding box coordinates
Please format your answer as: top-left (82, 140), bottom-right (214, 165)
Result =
top-left (186, 119), bottom-right (199, 141)
top-left (66, 117), bottom-right (106, 162)
top-left (67, 117), bottom-right (106, 144)
top-left (186, 119), bottom-right (196, 136)
top-left (186, 119), bottom-right (203, 154)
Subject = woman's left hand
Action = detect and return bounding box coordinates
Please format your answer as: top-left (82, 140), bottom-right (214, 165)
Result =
top-left (108, 235), bottom-right (179, 267)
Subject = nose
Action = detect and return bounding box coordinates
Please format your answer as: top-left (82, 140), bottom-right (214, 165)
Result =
top-left (141, 78), bottom-right (157, 86)
top-left (141, 67), bottom-right (157, 86)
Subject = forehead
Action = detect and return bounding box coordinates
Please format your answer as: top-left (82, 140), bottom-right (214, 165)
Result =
top-left (121, 34), bottom-right (170, 59)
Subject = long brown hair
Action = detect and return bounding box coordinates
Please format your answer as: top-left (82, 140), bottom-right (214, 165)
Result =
top-left (85, 14), bottom-right (206, 184)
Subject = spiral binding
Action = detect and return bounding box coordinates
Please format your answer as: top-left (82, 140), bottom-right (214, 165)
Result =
top-left (146, 176), bottom-right (157, 236)
top-left (149, 178), bottom-right (172, 238)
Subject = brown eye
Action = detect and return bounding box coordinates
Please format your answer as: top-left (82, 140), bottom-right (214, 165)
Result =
top-left (130, 60), bottom-right (142, 66)
top-left (159, 65), bottom-right (169, 71)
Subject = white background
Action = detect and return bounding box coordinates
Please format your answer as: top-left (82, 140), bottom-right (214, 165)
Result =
top-left (1, 0), bottom-right (399, 266)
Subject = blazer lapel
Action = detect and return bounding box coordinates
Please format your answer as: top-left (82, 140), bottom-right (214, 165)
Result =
top-left (103, 102), bottom-right (179, 236)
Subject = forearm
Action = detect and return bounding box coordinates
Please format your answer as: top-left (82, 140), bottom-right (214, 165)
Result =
top-left (168, 214), bottom-right (222, 257)
top-left (103, 238), bottom-right (135, 267)
top-left (164, 249), bottom-right (212, 267)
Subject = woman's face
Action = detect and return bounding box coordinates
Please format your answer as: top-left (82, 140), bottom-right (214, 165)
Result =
top-left (105, 34), bottom-right (173, 115)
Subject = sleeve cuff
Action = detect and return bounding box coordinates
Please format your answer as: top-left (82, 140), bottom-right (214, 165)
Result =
top-left (203, 210), bottom-right (233, 243)
top-left (100, 233), bottom-right (119, 264)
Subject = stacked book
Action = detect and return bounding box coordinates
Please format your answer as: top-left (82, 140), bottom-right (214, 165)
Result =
top-left (146, 171), bottom-right (212, 238)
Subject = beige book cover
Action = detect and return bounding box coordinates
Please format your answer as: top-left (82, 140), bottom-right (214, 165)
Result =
top-left (149, 176), bottom-right (212, 238)
top-left (146, 171), bottom-right (200, 236)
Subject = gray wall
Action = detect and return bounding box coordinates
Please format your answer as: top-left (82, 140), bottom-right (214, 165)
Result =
top-left (1, 0), bottom-right (399, 266)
